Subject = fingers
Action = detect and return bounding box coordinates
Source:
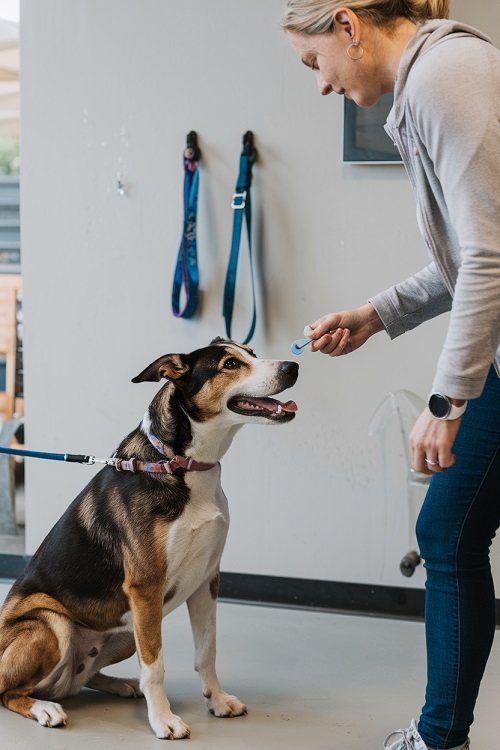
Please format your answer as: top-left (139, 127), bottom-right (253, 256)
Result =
top-left (306, 316), bottom-right (350, 356)
top-left (409, 410), bottom-right (461, 474)
top-left (413, 451), bottom-right (456, 475)
top-left (307, 314), bottom-right (340, 339)
top-left (309, 327), bottom-right (350, 356)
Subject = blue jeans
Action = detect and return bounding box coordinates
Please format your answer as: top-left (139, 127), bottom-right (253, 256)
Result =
top-left (416, 367), bottom-right (500, 749)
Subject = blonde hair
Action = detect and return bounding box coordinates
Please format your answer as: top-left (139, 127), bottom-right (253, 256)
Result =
top-left (282, 0), bottom-right (451, 34)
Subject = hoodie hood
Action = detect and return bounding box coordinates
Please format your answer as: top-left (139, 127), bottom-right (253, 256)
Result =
top-left (388, 19), bottom-right (493, 131)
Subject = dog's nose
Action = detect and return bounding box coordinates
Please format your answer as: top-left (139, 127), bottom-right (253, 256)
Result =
top-left (280, 361), bottom-right (299, 379)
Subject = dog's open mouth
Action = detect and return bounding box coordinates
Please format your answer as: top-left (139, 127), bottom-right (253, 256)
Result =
top-left (228, 396), bottom-right (298, 420)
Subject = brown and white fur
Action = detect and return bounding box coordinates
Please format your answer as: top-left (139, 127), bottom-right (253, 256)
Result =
top-left (0, 338), bottom-right (298, 739)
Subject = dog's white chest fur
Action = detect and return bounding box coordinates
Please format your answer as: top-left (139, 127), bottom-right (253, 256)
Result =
top-left (163, 468), bottom-right (229, 612)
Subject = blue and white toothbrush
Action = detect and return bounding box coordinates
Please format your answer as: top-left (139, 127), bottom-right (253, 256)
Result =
top-left (291, 326), bottom-right (313, 355)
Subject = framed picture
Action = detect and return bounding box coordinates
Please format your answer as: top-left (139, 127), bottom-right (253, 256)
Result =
top-left (342, 93), bottom-right (402, 164)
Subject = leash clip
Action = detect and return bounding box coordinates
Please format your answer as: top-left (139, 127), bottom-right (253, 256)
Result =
top-left (231, 190), bottom-right (247, 210)
top-left (84, 456), bottom-right (118, 467)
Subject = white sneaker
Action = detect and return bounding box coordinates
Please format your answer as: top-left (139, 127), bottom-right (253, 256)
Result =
top-left (383, 719), bottom-right (470, 750)
top-left (383, 719), bottom-right (428, 750)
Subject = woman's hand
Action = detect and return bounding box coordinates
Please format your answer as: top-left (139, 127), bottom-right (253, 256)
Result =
top-left (410, 408), bottom-right (462, 474)
top-left (306, 302), bottom-right (385, 356)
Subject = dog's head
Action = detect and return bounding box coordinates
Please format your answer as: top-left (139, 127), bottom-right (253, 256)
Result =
top-left (132, 337), bottom-right (298, 425)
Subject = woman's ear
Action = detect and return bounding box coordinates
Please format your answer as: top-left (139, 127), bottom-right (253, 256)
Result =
top-left (333, 8), bottom-right (359, 41)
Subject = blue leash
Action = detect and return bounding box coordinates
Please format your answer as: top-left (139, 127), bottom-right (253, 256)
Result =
top-left (0, 445), bottom-right (114, 466)
top-left (172, 131), bottom-right (201, 319)
top-left (223, 131), bottom-right (257, 344)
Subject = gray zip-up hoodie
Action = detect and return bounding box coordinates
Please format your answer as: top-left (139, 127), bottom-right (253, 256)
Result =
top-left (369, 20), bottom-right (500, 400)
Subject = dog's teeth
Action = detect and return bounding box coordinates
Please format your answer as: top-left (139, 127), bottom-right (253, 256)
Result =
top-left (277, 405), bottom-right (282, 414)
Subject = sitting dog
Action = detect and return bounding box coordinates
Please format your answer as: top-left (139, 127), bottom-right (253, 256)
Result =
top-left (0, 338), bottom-right (298, 739)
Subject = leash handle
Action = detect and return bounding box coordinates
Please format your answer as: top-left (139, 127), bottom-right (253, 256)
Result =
top-left (223, 131), bottom-right (257, 344)
top-left (172, 131), bottom-right (201, 319)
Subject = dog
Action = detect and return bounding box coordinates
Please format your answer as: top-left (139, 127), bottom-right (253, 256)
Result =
top-left (0, 338), bottom-right (298, 739)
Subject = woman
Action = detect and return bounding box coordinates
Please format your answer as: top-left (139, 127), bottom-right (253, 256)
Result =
top-left (283, 2), bottom-right (500, 749)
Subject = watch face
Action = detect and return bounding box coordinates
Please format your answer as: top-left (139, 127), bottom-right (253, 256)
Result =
top-left (429, 393), bottom-right (450, 419)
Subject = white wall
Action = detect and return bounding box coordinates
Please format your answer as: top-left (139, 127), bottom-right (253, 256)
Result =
top-left (19, 0), bottom-right (500, 589)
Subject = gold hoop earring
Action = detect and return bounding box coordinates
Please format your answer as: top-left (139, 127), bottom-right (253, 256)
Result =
top-left (347, 41), bottom-right (364, 61)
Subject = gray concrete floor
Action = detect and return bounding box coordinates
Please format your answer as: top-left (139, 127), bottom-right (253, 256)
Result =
top-left (0, 582), bottom-right (498, 749)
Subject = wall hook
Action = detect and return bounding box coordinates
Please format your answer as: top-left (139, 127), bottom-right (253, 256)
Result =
top-left (116, 172), bottom-right (125, 196)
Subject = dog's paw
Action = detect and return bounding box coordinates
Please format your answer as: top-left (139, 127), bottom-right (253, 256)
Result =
top-left (151, 713), bottom-right (191, 740)
top-left (30, 699), bottom-right (67, 727)
top-left (206, 691), bottom-right (248, 718)
top-left (86, 672), bottom-right (144, 698)
top-left (110, 677), bottom-right (144, 698)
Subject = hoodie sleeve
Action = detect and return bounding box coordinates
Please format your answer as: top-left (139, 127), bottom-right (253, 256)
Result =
top-left (369, 261), bottom-right (452, 338)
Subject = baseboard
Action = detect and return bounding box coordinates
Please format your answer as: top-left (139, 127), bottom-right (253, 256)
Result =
top-left (1, 555), bottom-right (499, 625)
top-left (219, 571), bottom-right (427, 620)
top-left (219, 572), bottom-right (500, 625)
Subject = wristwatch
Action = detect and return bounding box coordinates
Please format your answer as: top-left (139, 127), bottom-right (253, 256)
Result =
top-left (428, 392), bottom-right (468, 420)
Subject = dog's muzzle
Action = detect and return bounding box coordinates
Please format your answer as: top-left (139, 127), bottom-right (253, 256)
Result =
top-left (227, 360), bottom-right (299, 421)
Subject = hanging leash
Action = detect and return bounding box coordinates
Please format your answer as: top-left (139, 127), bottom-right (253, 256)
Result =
top-left (222, 131), bottom-right (257, 344)
top-left (172, 131), bottom-right (201, 319)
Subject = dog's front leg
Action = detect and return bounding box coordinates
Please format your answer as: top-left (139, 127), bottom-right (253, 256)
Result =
top-left (187, 572), bottom-right (247, 718)
top-left (126, 582), bottom-right (190, 739)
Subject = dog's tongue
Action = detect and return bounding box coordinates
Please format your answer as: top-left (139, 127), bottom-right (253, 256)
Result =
top-left (237, 397), bottom-right (298, 413)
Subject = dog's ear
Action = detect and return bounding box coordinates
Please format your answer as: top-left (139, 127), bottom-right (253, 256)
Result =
top-left (132, 354), bottom-right (190, 383)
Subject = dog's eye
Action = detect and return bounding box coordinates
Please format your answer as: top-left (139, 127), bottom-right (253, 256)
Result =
top-left (224, 358), bottom-right (240, 369)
